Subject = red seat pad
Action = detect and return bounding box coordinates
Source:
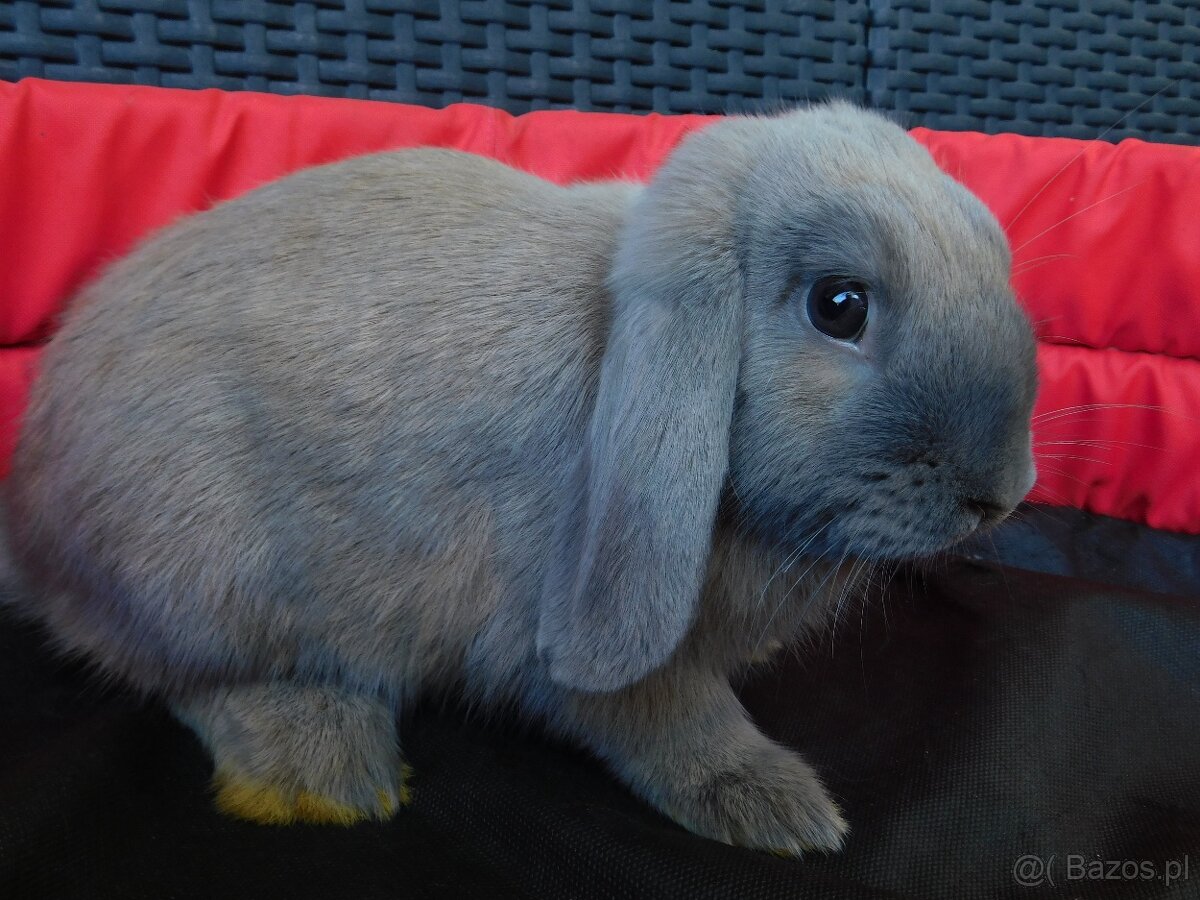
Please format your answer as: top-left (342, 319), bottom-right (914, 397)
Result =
top-left (2, 79), bottom-right (1198, 534)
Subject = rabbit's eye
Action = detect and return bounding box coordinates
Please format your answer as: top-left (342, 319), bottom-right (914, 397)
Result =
top-left (807, 277), bottom-right (870, 342)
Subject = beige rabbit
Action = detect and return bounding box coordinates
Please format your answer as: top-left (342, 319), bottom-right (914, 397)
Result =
top-left (3, 103), bottom-right (1037, 854)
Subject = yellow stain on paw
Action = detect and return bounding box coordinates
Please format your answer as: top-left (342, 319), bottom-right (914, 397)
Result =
top-left (213, 769), bottom-right (411, 827)
top-left (397, 763), bottom-right (414, 806)
top-left (292, 789), bottom-right (373, 826)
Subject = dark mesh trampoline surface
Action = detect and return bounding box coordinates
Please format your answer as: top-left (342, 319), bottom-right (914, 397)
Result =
top-left (2, 535), bottom-right (1199, 899)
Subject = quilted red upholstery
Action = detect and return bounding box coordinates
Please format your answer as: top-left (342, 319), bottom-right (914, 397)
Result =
top-left (2, 79), bottom-right (1197, 532)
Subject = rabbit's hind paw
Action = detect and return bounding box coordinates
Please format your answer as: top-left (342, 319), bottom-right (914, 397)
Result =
top-left (213, 765), bottom-right (411, 826)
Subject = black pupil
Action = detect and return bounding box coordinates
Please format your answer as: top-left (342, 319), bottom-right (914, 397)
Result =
top-left (808, 278), bottom-right (869, 341)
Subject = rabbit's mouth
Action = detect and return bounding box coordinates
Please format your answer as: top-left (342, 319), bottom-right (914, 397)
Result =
top-left (828, 502), bottom-right (1013, 561)
top-left (768, 499), bottom-right (1003, 564)
top-left (729, 452), bottom-right (1028, 564)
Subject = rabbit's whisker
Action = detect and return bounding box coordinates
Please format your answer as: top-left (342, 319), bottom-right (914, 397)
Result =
top-left (1037, 438), bottom-right (1164, 452)
top-left (751, 527), bottom-right (836, 658)
top-left (1035, 452), bottom-right (1112, 466)
top-left (1004, 78), bottom-right (1177, 231)
top-left (754, 518), bottom-right (832, 610)
top-left (1012, 183), bottom-right (1145, 255)
top-left (1033, 402), bottom-right (1165, 424)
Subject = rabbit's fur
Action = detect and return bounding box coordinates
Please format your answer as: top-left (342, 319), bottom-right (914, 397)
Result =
top-left (4, 103), bottom-right (1037, 853)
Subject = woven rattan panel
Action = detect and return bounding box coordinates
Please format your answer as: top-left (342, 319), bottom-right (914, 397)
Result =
top-left (0, 1), bottom-right (868, 113)
top-left (1, 2), bottom-right (1199, 142)
top-left (869, 0), bottom-right (1200, 144)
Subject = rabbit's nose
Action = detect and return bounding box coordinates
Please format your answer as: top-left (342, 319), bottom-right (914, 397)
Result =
top-left (963, 457), bottom-right (1035, 527)
top-left (962, 496), bottom-right (1011, 526)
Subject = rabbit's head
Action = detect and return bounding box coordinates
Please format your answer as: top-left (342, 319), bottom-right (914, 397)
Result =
top-left (540, 105), bottom-right (1037, 691)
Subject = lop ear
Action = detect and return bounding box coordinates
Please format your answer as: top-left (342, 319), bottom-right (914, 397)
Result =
top-left (538, 126), bottom-right (751, 692)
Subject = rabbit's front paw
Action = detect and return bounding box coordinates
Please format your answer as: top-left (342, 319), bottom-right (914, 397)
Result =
top-left (664, 750), bottom-right (847, 856)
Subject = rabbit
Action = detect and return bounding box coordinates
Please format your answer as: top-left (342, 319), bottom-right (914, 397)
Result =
top-left (2, 102), bottom-right (1038, 855)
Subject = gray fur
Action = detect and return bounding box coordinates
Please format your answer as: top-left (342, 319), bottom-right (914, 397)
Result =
top-left (174, 683), bottom-right (403, 817)
top-left (3, 103), bottom-right (1037, 855)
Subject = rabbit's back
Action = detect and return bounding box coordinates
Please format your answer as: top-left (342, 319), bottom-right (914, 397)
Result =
top-left (6, 148), bottom-right (636, 697)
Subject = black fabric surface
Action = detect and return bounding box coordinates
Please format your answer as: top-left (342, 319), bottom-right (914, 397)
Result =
top-left (2, 1), bottom-right (1199, 143)
top-left (2, 538), bottom-right (1198, 899)
top-left (965, 504), bottom-right (1200, 601)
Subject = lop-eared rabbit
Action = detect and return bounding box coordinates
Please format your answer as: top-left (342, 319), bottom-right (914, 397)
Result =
top-left (5, 104), bottom-right (1037, 854)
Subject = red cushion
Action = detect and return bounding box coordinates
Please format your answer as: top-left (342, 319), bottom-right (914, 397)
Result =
top-left (2, 78), bottom-right (1198, 533)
